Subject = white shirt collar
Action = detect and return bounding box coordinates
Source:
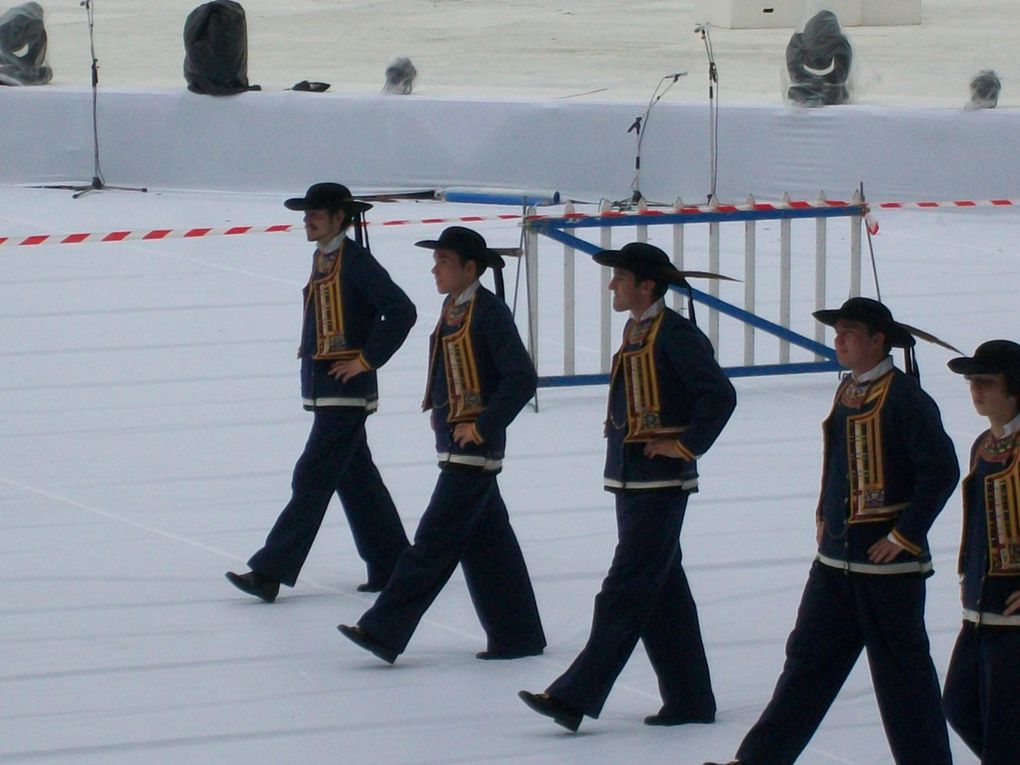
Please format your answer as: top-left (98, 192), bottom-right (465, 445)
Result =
top-left (637, 299), bottom-right (665, 322)
top-left (1002, 412), bottom-right (1020, 437)
top-left (320, 234), bottom-right (343, 255)
top-left (453, 280), bottom-right (481, 306)
top-left (853, 356), bottom-right (894, 384)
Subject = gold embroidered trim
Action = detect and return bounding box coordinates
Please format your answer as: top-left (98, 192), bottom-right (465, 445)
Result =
top-left (609, 313), bottom-right (687, 444)
top-left (984, 435), bottom-right (1020, 575)
top-left (844, 374), bottom-right (903, 523)
top-left (304, 246), bottom-right (361, 362)
top-left (424, 297), bottom-right (485, 424)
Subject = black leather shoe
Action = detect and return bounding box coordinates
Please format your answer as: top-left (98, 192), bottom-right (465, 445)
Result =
top-left (356, 581), bottom-right (385, 593)
top-left (517, 690), bottom-right (583, 732)
top-left (702, 761), bottom-right (741, 765)
top-left (476, 647), bottom-right (544, 660)
top-left (337, 624), bottom-right (398, 664)
top-left (643, 710), bottom-right (715, 726)
top-left (225, 570), bottom-right (279, 603)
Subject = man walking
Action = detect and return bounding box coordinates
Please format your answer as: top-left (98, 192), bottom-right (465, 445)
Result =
top-left (338, 226), bottom-right (545, 663)
top-left (706, 297), bottom-right (958, 765)
top-left (943, 339), bottom-right (1020, 765)
top-left (519, 242), bottom-right (736, 732)
top-left (226, 182), bottom-right (415, 602)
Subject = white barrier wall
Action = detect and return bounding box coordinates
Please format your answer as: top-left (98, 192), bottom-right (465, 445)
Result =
top-left (1, 87), bottom-right (1017, 203)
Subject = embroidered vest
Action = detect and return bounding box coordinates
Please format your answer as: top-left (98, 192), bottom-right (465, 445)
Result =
top-left (424, 297), bottom-right (485, 424)
top-left (609, 312), bottom-right (685, 443)
top-left (840, 373), bottom-right (909, 523)
top-left (303, 248), bottom-right (361, 362)
top-left (975, 432), bottom-right (1020, 575)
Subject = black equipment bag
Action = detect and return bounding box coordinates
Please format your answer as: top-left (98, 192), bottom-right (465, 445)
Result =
top-left (183, 0), bottom-right (260, 95)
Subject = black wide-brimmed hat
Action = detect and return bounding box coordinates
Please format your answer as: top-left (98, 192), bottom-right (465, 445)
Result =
top-left (593, 242), bottom-right (727, 286)
top-left (414, 226), bottom-right (505, 270)
top-left (948, 339), bottom-right (1020, 380)
top-left (284, 182), bottom-right (373, 214)
top-left (813, 297), bottom-right (916, 348)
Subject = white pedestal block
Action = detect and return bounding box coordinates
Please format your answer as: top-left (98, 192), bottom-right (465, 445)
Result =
top-left (695, 0), bottom-right (921, 28)
top-left (862, 0), bottom-right (922, 25)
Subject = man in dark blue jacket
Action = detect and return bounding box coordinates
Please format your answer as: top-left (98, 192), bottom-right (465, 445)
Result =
top-left (519, 242), bottom-right (736, 732)
top-left (943, 339), bottom-right (1020, 765)
top-left (226, 183), bottom-right (415, 602)
top-left (706, 297), bottom-right (958, 765)
top-left (338, 226), bottom-right (545, 663)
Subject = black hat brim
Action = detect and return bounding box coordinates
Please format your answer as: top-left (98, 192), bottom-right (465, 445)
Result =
top-left (593, 249), bottom-right (689, 286)
top-left (284, 197), bottom-right (373, 213)
top-left (947, 340), bottom-right (1020, 377)
top-left (947, 357), bottom-right (995, 376)
top-left (415, 239), bottom-right (505, 269)
top-left (812, 308), bottom-right (915, 348)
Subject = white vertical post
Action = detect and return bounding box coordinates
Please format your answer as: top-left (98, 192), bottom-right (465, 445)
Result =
top-left (708, 197), bottom-right (721, 351)
top-left (849, 188), bottom-right (862, 298)
top-left (743, 194), bottom-right (756, 365)
top-left (599, 199), bottom-right (613, 374)
top-left (524, 205), bottom-right (540, 373)
top-left (672, 197), bottom-right (685, 315)
top-left (814, 191), bottom-right (828, 356)
top-left (779, 193), bottom-right (792, 364)
top-left (562, 201), bottom-right (576, 376)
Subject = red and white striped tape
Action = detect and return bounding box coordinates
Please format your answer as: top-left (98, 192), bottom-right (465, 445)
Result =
top-left (0, 223), bottom-right (298, 248)
top-left (0, 213), bottom-right (525, 249)
top-left (874, 199), bottom-right (1018, 210)
top-left (1, 199), bottom-right (1015, 249)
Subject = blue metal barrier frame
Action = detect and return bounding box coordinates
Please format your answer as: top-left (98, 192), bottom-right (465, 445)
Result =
top-left (527, 207), bottom-right (860, 387)
top-left (529, 205), bottom-right (863, 229)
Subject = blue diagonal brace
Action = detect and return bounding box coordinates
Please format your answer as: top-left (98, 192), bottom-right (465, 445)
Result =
top-left (536, 226), bottom-right (837, 361)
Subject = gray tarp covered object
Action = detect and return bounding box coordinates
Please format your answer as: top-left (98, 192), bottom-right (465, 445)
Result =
top-left (0, 2), bottom-right (52, 86)
top-left (785, 10), bottom-right (852, 106)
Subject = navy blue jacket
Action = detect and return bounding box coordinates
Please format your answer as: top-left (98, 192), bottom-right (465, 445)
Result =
top-left (424, 285), bottom-right (536, 470)
top-left (604, 305), bottom-right (736, 492)
top-left (817, 367), bottom-right (958, 572)
top-left (299, 237), bottom-right (416, 410)
top-left (958, 430), bottom-right (1020, 623)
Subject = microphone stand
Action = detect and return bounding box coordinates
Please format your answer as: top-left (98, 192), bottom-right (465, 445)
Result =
top-left (696, 23), bottom-right (719, 204)
top-left (616, 71), bottom-right (686, 209)
top-left (68, 0), bottom-right (147, 198)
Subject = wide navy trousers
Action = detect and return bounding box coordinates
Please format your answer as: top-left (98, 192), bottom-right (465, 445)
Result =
top-left (736, 561), bottom-right (952, 765)
top-left (357, 465), bottom-right (545, 656)
top-left (249, 408), bottom-right (409, 588)
top-left (547, 490), bottom-right (715, 719)
top-left (943, 621), bottom-right (1020, 765)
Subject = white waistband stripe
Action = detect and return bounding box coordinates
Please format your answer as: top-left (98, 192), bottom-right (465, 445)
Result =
top-left (962, 609), bottom-right (1020, 627)
top-left (817, 553), bottom-right (933, 575)
top-left (603, 477), bottom-right (698, 491)
top-left (436, 452), bottom-right (503, 471)
top-left (303, 396), bottom-right (377, 411)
